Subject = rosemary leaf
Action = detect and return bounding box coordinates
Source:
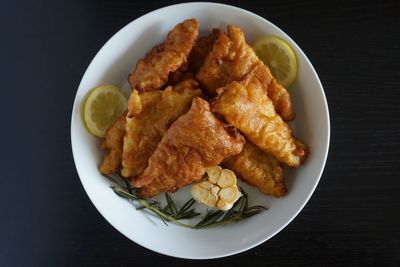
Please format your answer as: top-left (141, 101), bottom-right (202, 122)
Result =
top-left (174, 210), bottom-right (201, 220)
top-left (123, 177), bottom-right (133, 194)
top-left (165, 193), bottom-right (178, 214)
top-left (178, 198), bottom-right (196, 215)
top-left (195, 210), bottom-right (225, 228)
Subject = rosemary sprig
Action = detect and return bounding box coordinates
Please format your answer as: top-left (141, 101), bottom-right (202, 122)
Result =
top-left (111, 183), bottom-right (194, 228)
top-left (104, 174), bottom-right (267, 229)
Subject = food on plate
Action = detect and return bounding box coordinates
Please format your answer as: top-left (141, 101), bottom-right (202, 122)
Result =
top-left (99, 112), bottom-right (127, 174)
top-left (121, 79), bottom-right (202, 178)
top-left (133, 97), bottom-right (245, 197)
top-left (212, 76), bottom-right (308, 167)
top-left (223, 140), bottom-right (286, 197)
top-left (83, 85), bottom-right (127, 137)
top-left (83, 19), bottom-right (310, 227)
top-left (169, 29), bottom-right (222, 84)
top-left (128, 19), bottom-right (199, 92)
top-left (253, 35), bottom-right (297, 87)
top-left (196, 26), bottom-right (294, 121)
top-left (191, 166), bottom-right (242, 210)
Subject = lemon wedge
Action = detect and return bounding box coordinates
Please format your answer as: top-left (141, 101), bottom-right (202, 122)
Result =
top-left (83, 85), bottom-right (127, 137)
top-left (253, 36), bottom-right (297, 87)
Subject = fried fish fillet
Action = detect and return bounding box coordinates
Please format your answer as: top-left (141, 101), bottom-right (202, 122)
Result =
top-left (223, 140), bottom-right (286, 197)
top-left (197, 25), bottom-right (294, 121)
top-left (191, 29), bottom-right (222, 72)
top-left (121, 79), bottom-right (202, 178)
top-left (168, 29), bottom-right (222, 85)
top-left (134, 97), bottom-right (245, 197)
top-left (99, 112), bottom-right (127, 175)
top-left (129, 19), bottom-right (199, 92)
top-left (212, 76), bottom-right (308, 167)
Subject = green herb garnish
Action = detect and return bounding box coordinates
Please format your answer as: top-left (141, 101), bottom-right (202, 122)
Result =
top-left (105, 174), bottom-right (267, 229)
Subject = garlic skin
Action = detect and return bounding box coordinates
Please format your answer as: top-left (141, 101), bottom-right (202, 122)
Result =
top-left (191, 166), bottom-right (242, 211)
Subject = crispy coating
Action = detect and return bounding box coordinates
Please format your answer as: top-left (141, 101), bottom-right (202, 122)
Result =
top-left (266, 78), bottom-right (294, 122)
top-left (134, 97), bottom-right (245, 197)
top-left (190, 29), bottom-right (223, 74)
top-left (197, 26), bottom-right (294, 121)
top-left (129, 19), bottom-right (199, 92)
top-left (212, 77), bottom-right (308, 167)
top-left (167, 62), bottom-right (194, 85)
top-left (223, 140), bottom-right (286, 197)
top-left (99, 112), bottom-right (127, 174)
top-left (169, 29), bottom-right (222, 85)
top-left (121, 79), bottom-right (202, 178)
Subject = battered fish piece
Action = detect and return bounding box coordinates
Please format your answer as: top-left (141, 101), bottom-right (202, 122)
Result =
top-left (169, 29), bottom-right (222, 85)
top-left (129, 19), bottom-right (199, 92)
top-left (99, 112), bottom-right (126, 175)
top-left (121, 79), bottom-right (202, 178)
top-left (223, 140), bottom-right (286, 197)
top-left (212, 77), bottom-right (308, 167)
top-left (189, 29), bottom-right (222, 74)
top-left (197, 25), bottom-right (294, 121)
top-left (134, 97), bottom-right (245, 197)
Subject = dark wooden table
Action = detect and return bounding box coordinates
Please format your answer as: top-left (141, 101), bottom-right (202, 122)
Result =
top-left (1, 0), bottom-right (399, 266)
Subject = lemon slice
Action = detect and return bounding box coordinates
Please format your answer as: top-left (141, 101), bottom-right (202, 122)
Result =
top-left (83, 85), bottom-right (127, 137)
top-left (253, 36), bottom-right (297, 87)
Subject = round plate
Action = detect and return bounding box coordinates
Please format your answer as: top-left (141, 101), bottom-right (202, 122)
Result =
top-left (71, 2), bottom-right (330, 259)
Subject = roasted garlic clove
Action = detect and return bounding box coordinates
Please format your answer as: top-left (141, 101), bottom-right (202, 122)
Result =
top-left (191, 166), bottom-right (242, 210)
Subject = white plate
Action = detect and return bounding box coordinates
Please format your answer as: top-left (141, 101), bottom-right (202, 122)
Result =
top-left (71, 2), bottom-right (330, 259)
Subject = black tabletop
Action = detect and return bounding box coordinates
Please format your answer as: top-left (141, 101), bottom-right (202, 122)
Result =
top-left (1, 0), bottom-right (400, 266)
